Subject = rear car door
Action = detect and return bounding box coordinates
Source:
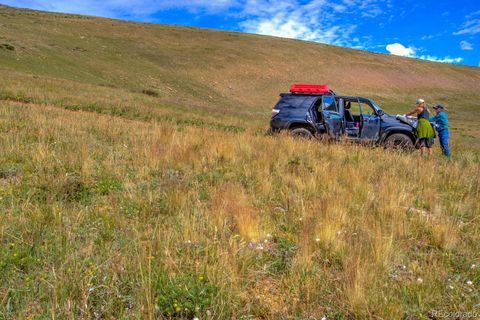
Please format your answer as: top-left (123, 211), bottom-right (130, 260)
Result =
top-left (321, 95), bottom-right (344, 139)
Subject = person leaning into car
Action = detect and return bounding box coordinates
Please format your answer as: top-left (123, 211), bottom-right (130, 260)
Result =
top-left (406, 99), bottom-right (435, 156)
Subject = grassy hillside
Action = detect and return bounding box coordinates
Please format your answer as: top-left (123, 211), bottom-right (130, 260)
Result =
top-left (1, 5), bottom-right (480, 139)
top-left (0, 5), bottom-right (479, 320)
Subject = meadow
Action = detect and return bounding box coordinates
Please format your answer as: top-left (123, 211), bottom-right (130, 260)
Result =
top-left (1, 101), bottom-right (479, 319)
top-left (0, 5), bottom-right (480, 320)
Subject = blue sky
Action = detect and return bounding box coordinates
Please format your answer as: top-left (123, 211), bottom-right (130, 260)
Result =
top-left (2, 0), bottom-right (479, 66)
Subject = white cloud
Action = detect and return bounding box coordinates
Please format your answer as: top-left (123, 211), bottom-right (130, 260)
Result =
top-left (386, 43), bottom-right (463, 64)
top-left (332, 4), bottom-right (347, 12)
top-left (238, 0), bottom-right (389, 47)
top-left (386, 43), bottom-right (415, 57)
top-left (421, 35), bottom-right (434, 40)
top-left (453, 11), bottom-right (480, 36)
top-left (460, 40), bottom-right (473, 50)
top-left (418, 55), bottom-right (463, 64)
top-left (453, 19), bottom-right (480, 36)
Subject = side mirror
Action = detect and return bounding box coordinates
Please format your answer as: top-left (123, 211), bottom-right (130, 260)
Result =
top-left (376, 110), bottom-right (385, 117)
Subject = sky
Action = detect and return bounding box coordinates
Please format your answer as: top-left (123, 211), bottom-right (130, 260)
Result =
top-left (2, 0), bottom-right (479, 67)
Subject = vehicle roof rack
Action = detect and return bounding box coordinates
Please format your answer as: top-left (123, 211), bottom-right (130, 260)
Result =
top-left (289, 84), bottom-right (335, 95)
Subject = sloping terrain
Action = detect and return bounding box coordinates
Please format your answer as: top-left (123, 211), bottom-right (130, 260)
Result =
top-left (0, 5), bottom-right (479, 141)
top-left (0, 5), bottom-right (479, 320)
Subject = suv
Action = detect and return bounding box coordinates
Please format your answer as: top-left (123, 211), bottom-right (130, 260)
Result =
top-left (270, 84), bottom-right (416, 149)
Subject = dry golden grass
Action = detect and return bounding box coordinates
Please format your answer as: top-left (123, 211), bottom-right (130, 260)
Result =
top-left (1, 5), bottom-right (479, 319)
top-left (1, 101), bottom-right (478, 319)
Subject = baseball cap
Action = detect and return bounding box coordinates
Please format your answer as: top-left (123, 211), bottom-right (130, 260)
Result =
top-left (433, 104), bottom-right (445, 110)
top-left (416, 98), bottom-right (425, 105)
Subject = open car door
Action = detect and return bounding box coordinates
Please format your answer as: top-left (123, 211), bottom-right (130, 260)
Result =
top-left (321, 95), bottom-right (344, 139)
top-left (359, 98), bottom-right (381, 142)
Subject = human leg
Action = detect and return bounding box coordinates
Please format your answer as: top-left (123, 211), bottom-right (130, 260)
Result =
top-left (439, 130), bottom-right (451, 157)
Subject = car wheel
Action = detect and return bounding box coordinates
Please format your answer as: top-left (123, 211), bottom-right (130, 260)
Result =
top-left (290, 128), bottom-right (314, 140)
top-left (384, 133), bottom-right (414, 150)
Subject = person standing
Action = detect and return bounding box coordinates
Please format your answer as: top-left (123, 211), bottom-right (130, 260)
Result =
top-left (406, 99), bottom-right (435, 156)
top-left (430, 104), bottom-right (451, 158)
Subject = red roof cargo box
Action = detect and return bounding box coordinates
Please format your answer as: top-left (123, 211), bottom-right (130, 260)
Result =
top-left (290, 84), bottom-right (330, 94)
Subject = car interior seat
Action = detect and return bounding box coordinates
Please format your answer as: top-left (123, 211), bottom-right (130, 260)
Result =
top-left (344, 102), bottom-right (354, 123)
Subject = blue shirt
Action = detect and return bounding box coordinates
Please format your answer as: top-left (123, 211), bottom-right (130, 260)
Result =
top-left (429, 111), bottom-right (448, 132)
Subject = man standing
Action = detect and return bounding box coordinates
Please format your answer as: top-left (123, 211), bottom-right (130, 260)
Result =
top-left (430, 104), bottom-right (451, 158)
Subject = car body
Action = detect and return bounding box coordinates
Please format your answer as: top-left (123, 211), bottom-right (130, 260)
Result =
top-left (270, 84), bottom-right (416, 148)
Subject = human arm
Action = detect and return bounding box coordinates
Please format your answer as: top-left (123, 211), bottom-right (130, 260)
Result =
top-left (406, 105), bottom-right (423, 117)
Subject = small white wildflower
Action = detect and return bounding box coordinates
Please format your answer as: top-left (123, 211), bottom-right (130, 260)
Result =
top-left (193, 317), bottom-right (199, 320)
top-left (402, 265), bottom-right (407, 270)
top-left (471, 264), bottom-right (477, 269)
top-left (447, 285), bottom-right (454, 290)
top-left (264, 239), bottom-right (268, 244)
top-left (185, 240), bottom-right (192, 244)
top-left (321, 317), bottom-right (327, 320)
top-left (417, 278), bottom-right (423, 284)
top-left (315, 238), bottom-right (321, 243)
top-left (467, 280), bottom-right (473, 286)
top-left (256, 245), bottom-right (264, 250)
top-left (266, 233), bottom-right (272, 239)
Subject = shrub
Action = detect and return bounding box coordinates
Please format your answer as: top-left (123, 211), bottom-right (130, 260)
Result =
top-left (59, 172), bottom-right (92, 203)
top-left (141, 89), bottom-right (159, 97)
top-left (1, 43), bottom-right (15, 51)
top-left (155, 272), bottom-right (218, 319)
top-left (95, 177), bottom-right (122, 195)
top-left (0, 164), bottom-right (20, 180)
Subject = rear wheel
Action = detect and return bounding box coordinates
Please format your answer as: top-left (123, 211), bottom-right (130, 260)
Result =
top-left (384, 133), bottom-right (414, 150)
top-left (290, 128), bottom-right (314, 140)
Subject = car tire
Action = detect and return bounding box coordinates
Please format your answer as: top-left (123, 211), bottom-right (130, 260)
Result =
top-left (384, 133), bottom-right (414, 150)
top-left (290, 128), bottom-right (314, 140)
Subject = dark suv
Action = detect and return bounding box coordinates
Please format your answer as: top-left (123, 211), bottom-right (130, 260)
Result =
top-left (270, 84), bottom-right (416, 148)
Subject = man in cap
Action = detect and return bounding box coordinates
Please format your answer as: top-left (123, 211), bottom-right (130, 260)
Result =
top-left (429, 104), bottom-right (451, 158)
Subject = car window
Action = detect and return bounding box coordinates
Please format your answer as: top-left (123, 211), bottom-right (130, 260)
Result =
top-left (359, 102), bottom-right (374, 116)
top-left (346, 99), bottom-right (374, 116)
top-left (322, 95), bottom-right (337, 112)
top-left (347, 100), bottom-right (361, 115)
top-left (275, 95), bottom-right (308, 109)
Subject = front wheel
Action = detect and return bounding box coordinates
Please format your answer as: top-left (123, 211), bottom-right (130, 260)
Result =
top-left (384, 133), bottom-right (414, 150)
top-left (290, 128), bottom-right (314, 140)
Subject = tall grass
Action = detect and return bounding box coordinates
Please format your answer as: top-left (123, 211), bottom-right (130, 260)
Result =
top-left (1, 102), bottom-right (478, 319)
